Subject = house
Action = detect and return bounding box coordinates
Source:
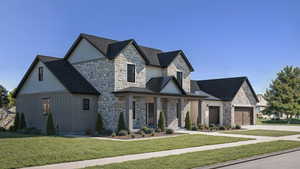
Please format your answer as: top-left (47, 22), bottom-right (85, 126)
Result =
top-left (256, 94), bottom-right (268, 118)
top-left (14, 33), bottom-right (258, 134)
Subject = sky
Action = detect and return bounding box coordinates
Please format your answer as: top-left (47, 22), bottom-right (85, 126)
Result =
top-left (0, 0), bottom-right (299, 93)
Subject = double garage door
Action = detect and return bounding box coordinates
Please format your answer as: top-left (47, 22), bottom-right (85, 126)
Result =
top-left (234, 107), bottom-right (253, 125)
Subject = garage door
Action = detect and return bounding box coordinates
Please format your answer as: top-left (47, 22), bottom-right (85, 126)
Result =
top-left (234, 107), bottom-right (253, 125)
top-left (209, 106), bottom-right (220, 125)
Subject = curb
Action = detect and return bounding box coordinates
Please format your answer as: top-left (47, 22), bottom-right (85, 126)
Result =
top-left (195, 147), bottom-right (300, 169)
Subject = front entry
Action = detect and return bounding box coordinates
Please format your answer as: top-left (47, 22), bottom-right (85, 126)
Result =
top-left (146, 103), bottom-right (155, 128)
top-left (209, 106), bottom-right (220, 125)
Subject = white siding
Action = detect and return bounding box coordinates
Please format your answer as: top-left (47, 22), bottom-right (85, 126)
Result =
top-left (18, 61), bottom-right (67, 95)
top-left (146, 66), bottom-right (163, 82)
top-left (68, 39), bottom-right (105, 64)
top-left (161, 81), bottom-right (181, 94)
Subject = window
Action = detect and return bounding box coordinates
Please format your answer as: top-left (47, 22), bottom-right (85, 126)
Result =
top-left (42, 98), bottom-right (50, 115)
top-left (83, 99), bottom-right (90, 110)
top-left (38, 67), bottom-right (43, 81)
top-left (127, 64), bottom-right (135, 82)
top-left (132, 101), bottom-right (136, 120)
top-left (176, 71), bottom-right (183, 86)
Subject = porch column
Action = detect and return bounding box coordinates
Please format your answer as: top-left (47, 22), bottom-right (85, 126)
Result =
top-left (125, 95), bottom-right (133, 131)
top-left (179, 98), bottom-right (185, 128)
top-left (154, 97), bottom-right (161, 127)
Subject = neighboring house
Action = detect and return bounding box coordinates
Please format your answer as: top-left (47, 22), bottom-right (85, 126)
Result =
top-left (14, 33), bottom-right (258, 134)
top-left (256, 94), bottom-right (268, 118)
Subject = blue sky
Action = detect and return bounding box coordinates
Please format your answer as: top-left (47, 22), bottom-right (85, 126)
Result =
top-left (0, 0), bottom-right (299, 93)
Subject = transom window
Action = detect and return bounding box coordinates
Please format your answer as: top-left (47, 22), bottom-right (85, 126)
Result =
top-left (127, 64), bottom-right (135, 83)
top-left (83, 98), bottom-right (90, 110)
top-left (38, 67), bottom-right (44, 81)
top-left (176, 71), bottom-right (183, 86)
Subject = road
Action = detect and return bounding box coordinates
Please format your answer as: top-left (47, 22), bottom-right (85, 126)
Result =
top-left (220, 150), bottom-right (300, 169)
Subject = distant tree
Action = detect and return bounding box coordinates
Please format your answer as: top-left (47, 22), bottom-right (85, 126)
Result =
top-left (46, 113), bottom-right (56, 135)
top-left (264, 66), bottom-right (300, 119)
top-left (96, 113), bottom-right (104, 133)
top-left (158, 112), bottom-right (165, 131)
top-left (20, 113), bottom-right (27, 129)
top-left (185, 112), bottom-right (192, 130)
top-left (13, 112), bottom-right (20, 131)
top-left (117, 112), bottom-right (126, 132)
top-left (0, 85), bottom-right (8, 108)
top-left (7, 89), bottom-right (16, 108)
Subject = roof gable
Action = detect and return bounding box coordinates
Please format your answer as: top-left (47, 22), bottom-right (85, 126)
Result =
top-left (195, 77), bottom-right (258, 102)
top-left (158, 50), bottom-right (194, 71)
top-left (146, 76), bottom-right (186, 95)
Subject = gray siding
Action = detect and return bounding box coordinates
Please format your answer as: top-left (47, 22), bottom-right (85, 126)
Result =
top-left (16, 92), bottom-right (97, 134)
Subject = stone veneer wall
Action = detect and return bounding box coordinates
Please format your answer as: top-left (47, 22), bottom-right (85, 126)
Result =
top-left (165, 54), bottom-right (191, 93)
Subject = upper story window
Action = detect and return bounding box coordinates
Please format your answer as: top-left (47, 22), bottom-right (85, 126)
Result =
top-left (127, 64), bottom-right (135, 83)
top-left (176, 71), bottom-right (183, 86)
top-left (38, 67), bottom-right (44, 81)
top-left (83, 98), bottom-right (90, 110)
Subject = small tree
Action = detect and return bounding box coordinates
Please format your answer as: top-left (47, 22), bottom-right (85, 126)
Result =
top-left (96, 113), bottom-right (104, 133)
top-left (7, 89), bottom-right (16, 108)
top-left (46, 113), bottom-right (55, 135)
top-left (13, 112), bottom-right (20, 131)
top-left (20, 113), bottom-right (26, 129)
top-left (117, 112), bottom-right (126, 132)
top-left (158, 112), bottom-right (165, 131)
top-left (185, 112), bottom-right (192, 130)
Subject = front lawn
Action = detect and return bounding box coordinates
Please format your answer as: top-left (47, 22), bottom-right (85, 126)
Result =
top-left (0, 132), bottom-right (249, 169)
top-left (222, 129), bottom-right (300, 137)
top-left (87, 140), bottom-right (300, 169)
top-left (257, 118), bottom-right (300, 126)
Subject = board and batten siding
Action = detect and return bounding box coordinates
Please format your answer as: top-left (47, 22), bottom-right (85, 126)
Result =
top-left (18, 61), bottom-right (67, 95)
top-left (16, 92), bottom-right (98, 134)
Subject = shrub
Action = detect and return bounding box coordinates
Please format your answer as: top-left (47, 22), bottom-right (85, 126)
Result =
top-left (166, 128), bottom-right (174, 134)
top-left (198, 124), bottom-right (205, 130)
top-left (141, 126), bottom-right (153, 134)
top-left (151, 133), bottom-right (155, 136)
top-left (0, 127), bottom-right (6, 132)
top-left (235, 125), bottom-right (241, 129)
top-left (96, 113), bottom-right (104, 134)
top-left (12, 112), bottom-right (20, 131)
top-left (118, 130), bottom-right (128, 136)
top-left (117, 112), bottom-right (126, 132)
top-left (142, 133), bottom-right (145, 137)
top-left (192, 124), bottom-right (198, 131)
top-left (219, 126), bottom-right (226, 130)
top-left (99, 129), bottom-right (113, 136)
top-left (185, 112), bottom-right (192, 130)
top-left (158, 112), bottom-right (165, 131)
top-left (155, 128), bottom-right (162, 133)
top-left (46, 113), bottom-right (56, 135)
top-left (111, 132), bottom-right (116, 137)
top-left (131, 134), bottom-right (135, 138)
top-left (20, 113), bottom-right (26, 129)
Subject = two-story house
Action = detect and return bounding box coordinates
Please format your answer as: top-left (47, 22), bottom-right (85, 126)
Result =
top-left (14, 33), bottom-right (258, 134)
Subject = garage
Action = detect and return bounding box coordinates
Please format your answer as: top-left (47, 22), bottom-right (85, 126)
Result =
top-left (209, 106), bottom-right (220, 125)
top-left (234, 107), bottom-right (253, 125)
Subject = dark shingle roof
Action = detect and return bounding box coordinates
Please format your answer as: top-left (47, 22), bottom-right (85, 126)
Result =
top-left (193, 77), bottom-right (258, 102)
top-left (14, 55), bottom-right (99, 97)
top-left (65, 33), bottom-right (194, 71)
top-left (190, 80), bottom-right (220, 100)
top-left (146, 76), bottom-right (186, 95)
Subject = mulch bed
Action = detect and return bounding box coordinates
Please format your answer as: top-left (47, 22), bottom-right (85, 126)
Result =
top-left (103, 132), bottom-right (181, 140)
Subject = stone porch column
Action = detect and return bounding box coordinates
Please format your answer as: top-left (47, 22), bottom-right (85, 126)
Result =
top-left (179, 98), bottom-right (185, 128)
top-left (125, 95), bottom-right (133, 131)
top-left (154, 97), bottom-right (161, 127)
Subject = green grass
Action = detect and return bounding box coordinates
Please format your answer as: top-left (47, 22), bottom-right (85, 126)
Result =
top-left (222, 129), bottom-right (300, 137)
top-left (87, 140), bottom-right (300, 169)
top-left (257, 118), bottom-right (300, 126)
top-left (0, 132), bottom-right (249, 169)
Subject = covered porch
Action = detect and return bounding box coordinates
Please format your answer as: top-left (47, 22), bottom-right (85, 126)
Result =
top-left (114, 92), bottom-right (202, 131)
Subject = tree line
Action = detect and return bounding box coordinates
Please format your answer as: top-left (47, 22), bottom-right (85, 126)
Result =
top-left (0, 85), bottom-right (16, 109)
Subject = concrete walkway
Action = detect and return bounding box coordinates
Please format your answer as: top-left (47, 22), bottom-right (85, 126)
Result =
top-left (243, 125), bottom-right (300, 132)
top-left (22, 129), bottom-right (300, 169)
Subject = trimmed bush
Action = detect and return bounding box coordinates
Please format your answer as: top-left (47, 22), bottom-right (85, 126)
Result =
top-left (166, 128), bottom-right (174, 134)
top-left (20, 113), bottom-right (26, 129)
top-left (219, 126), bottom-right (226, 130)
top-left (235, 125), bottom-right (241, 129)
top-left (158, 112), bottom-right (165, 131)
top-left (118, 130), bottom-right (128, 136)
top-left (96, 113), bottom-right (104, 133)
top-left (117, 112), bottom-right (126, 132)
top-left (155, 128), bottom-right (162, 133)
top-left (185, 112), bottom-right (192, 130)
top-left (111, 132), bottom-right (116, 137)
top-left (131, 134), bottom-right (135, 138)
top-left (192, 125), bottom-right (198, 131)
top-left (141, 126), bottom-right (153, 134)
top-left (46, 113), bottom-right (56, 135)
top-left (13, 112), bottom-right (20, 131)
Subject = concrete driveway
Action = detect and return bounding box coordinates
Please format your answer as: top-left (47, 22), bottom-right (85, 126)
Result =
top-left (219, 150), bottom-right (300, 169)
top-left (242, 125), bottom-right (300, 132)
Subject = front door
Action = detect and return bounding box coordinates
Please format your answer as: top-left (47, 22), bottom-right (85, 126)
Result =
top-left (209, 106), bottom-right (220, 125)
top-left (146, 103), bottom-right (155, 128)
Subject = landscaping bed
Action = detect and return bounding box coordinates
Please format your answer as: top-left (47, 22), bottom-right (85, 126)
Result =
top-left (86, 140), bottom-right (300, 169)
top-left (222, 129), bottom-right (300, 137)
top-left (0, 132), bottom-right (249, 169)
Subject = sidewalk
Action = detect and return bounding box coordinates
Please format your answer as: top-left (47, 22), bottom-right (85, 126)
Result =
top-left (22, 131), bottom-right (300, 169)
